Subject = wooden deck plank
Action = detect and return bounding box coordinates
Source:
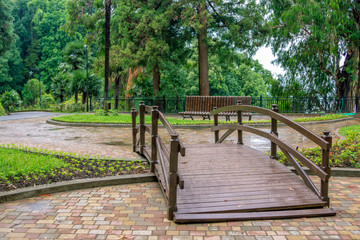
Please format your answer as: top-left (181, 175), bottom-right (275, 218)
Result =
top-left (175, 143), bottom-right (326, 217)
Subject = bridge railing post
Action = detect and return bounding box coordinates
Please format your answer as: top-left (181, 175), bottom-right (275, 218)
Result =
top-left (139, 101), bottom-right (145, 155)
top-left (321, 131), bottom-right (332, 206)
top-left (237, 100), bottom-right (243, 144)
top-left (213, 107), bottom-right (219, 143)
top-left (151, 106), bottom-right (159, 173)
top-left (131, 108), bottom-right (137, 152)
top-left (270, 104), bottom-right (279, 159)
top-left (168, 134), bottom-right (180, 220)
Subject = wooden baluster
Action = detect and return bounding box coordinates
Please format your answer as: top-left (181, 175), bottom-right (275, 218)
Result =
top-left (131, 108), bottom-right (137, 152)
top-left (213, 107), bottom-right (219, 143)
top-left (270, 104), bottom-right (279, 159)
top-left (321, 131), bottom-right (332, 206)
top-left (168, 134), bottom-right (179, 220)
top-left (151, 106), bottom-right (159, 172)
top-left (139, 101), bottom-right (145, 155)
top-left (237, 100), bottom-right (243, 145)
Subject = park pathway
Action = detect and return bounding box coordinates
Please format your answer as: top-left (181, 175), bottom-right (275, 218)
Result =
top-left (0, 112), bottom-right (358, 159)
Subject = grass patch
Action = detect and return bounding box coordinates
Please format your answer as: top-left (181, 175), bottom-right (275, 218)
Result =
top-left (0, 145), bottom-right (149, 192)
top-left (52, 113), bottom-right (348, 125)
top-left (338, 124), bottom-right (360, 136)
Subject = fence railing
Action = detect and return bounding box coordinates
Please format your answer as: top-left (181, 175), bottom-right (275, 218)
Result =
top-left (98, 96), bottom-right (359, 114)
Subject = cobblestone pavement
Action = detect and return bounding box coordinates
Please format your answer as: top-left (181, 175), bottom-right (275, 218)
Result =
top-left (0, 113), bottom-right (358, 160)
top-left (0, 177), bottom-right (359, 240)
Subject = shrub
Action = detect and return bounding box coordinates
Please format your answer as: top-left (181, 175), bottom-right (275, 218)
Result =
top-left (54, 98), bottom-right (85, 112)
top-left (277, 131), bottom-right (360, 168)
top-left (1, 90), bottom-right (22, 112)
top-left (40, 93), bottom-right (55, 109)
top-left (0, 102), bottom-right (5, 116)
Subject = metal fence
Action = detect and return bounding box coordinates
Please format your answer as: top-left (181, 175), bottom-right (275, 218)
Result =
top-left (98, 96), bottom-right (359, 114)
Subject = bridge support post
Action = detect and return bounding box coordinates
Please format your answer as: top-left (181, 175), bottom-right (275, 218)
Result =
top-left (213, 107), bottom-right (219, 143)
top-left (139, 101), bottom-right (145, 155)
top-left (237, 100), bottom-right (243, 144)
top-left (131, 108), bottom-right (137, 152)
top-left (321, 131), bottom-right (332, 206)
top-left (168, 134), bottom-right (180, 220)
top-left (270, 104), bottom-right (279, 159)
top-left (151, 106), bottom-right (159, 173)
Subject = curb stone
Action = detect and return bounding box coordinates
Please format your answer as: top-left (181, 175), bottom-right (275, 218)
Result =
top-left (47, 117), bottom-right (353, 129)
top-left (0, 173), bottom-right (156, 204)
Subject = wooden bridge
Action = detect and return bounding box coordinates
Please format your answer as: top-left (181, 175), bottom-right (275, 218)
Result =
top-left (131, 102), bottom-right (336, 223)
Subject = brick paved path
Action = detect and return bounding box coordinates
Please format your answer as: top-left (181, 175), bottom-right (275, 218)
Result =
top-left (0, 177), bottom-right (359, 240)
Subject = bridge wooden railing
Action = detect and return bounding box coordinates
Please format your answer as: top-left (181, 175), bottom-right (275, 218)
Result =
top-left (131, 101), bottom-right (185, 220)
top-left (210, 103), bottom-right (333, 206)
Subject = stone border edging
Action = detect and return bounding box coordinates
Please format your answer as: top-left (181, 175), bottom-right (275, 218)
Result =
top-left (0, 173), bottom-right (156, 204)
top-left (47, 117), bottom-right (353, 129)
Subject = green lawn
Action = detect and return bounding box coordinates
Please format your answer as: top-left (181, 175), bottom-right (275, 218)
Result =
top-left (0, 145), bottom-right (149, 191)
top-left (52, 113), bottom-right (348, 125)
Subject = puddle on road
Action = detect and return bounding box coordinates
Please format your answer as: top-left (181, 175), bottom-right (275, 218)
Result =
top-left (101, 141), bottom-right (131, 146)
top-left (64, 136), bottom-right (82, 141)
top-left (46, 128), bottom-right (64, 131)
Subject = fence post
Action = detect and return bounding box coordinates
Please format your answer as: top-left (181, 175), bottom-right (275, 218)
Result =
top-left (355, 95), bottom-right (359, 113)
top-left (131, 108), bottom-right (137, 152)
top-left (151, 106), bottom-right (159, 172)
top-left (292, 96), bottom-right (295, 113)
top-left (321, 131), bottom-right (332, 206)
top-left (168, 134), bottom-right (179, 220)
top-left (270, 104), bottom-right (279, 159)
top-left (260, 95), bottom-right (263, 108)
top-left (237, 100), bottom-right (243, 145)
top-left (139, 101), bottom-right (145, 155)
top-left (213, 107), bottom-right (219, 143)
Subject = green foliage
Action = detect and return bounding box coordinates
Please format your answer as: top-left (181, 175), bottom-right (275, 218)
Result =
top-left (55, 98), bottom-right (85, 112)
top-left (339, 125), bottom-right (360, 136)
top-left (40, 93), bottom-right (55, 109)
top-left (0, 147), bottom-right (68, 179)
top-left (277, 132), bottom-right (360, 168)
top-left (0, 102), bottom-right (5, 116)
top-left (265, 0), bottom-right (360, 97)
top-left (0, 0), bottom-right (15, 55)
top-left (1, 90), bottom-right (22, 112)
top-left (0, 144), bottom-right (149, 191)
top-left (21, 78), bottom-right (45, 106)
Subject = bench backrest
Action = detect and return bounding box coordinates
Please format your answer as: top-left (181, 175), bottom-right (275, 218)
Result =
top-left (185, 96), bottom-right (251, 112)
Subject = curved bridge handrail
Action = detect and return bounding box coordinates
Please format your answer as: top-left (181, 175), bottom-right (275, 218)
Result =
top-left (210, 105), bottom-right (330, 150)
top-left (211, 124), bottom-right (329, 181)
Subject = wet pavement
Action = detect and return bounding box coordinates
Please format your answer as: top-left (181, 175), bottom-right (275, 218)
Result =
top-left (0, 177), bottom-right (359, 239)
top-left (0, 112), bottom-right (359, 159)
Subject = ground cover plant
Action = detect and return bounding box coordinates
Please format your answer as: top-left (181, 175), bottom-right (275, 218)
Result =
top-left (52, 113), bottom-right (348, 125)
top-left (338, 124), bottom-right (360, 136)
top-left (277, 131), bottom-right (360, 168)
top-left (0, 145), bottom-right (149, 192)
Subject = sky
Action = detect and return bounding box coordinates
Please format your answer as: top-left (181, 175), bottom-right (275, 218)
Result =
top-left (253, 46), bottom-right (285, 76)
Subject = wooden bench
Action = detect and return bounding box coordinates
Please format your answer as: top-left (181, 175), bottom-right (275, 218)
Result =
top-left (179, 96), bottom-right (252, 121)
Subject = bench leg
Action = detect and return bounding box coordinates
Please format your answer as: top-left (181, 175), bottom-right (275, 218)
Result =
top-left (203, 115), bottom-right (210, 120)
top-left (226, 116), bottom-right (230, 121)
top-left (182, 115), bottom-right (194, 120)
top-left (249, 115), bottom-right (252, 121)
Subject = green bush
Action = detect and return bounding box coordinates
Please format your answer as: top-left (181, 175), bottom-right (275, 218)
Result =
top-left (0, 102), bottom-right (5, 116)
top-left (277, 131), bottom-right (360, 168)
top-left (1, 90), bottom-right (22, 112)
top-left (54, 98), bottom-right (85, 112)
top-left (40, 93), bottom-right (55, 109)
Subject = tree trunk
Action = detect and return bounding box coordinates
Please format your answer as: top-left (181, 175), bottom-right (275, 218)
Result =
top-left (74, 92), bottom-right (78, 103)
top-left (114, 74), bottom-right (120, 109)
top-left (82, 92), bottom-right (86, 104)
top-left (104, 0), bottom-right (111, 111)
top-left (197, 1), bottom-right (209, 96)
top-left (153, 63), bottom-right (160, 96)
